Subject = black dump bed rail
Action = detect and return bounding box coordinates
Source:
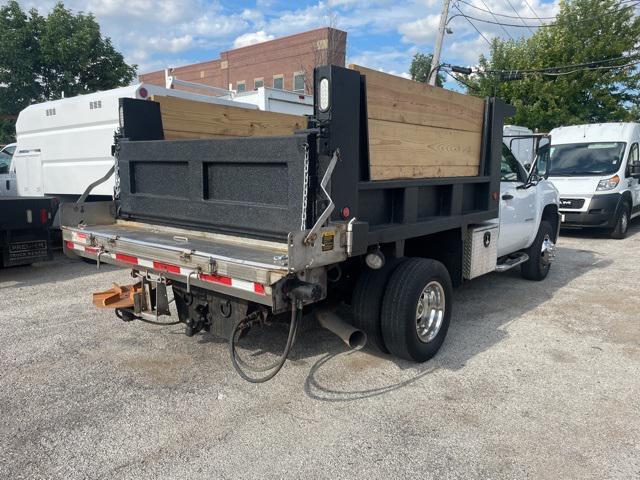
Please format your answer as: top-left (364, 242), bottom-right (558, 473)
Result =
top-left (114, 65), bottom-right (514, 250)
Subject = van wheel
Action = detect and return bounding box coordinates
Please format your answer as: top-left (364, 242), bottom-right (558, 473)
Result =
top-left (380, 258), bottom-right (452, 362)
top-left (351, 258), bottom-right (406, 353)
top-left (610, 203), bottom-right (630, 239)
top-left (521, 220), bottom-right (554, 281)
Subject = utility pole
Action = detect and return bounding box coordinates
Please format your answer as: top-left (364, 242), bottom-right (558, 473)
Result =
top-left (429, 0), bottom-right (451, 86)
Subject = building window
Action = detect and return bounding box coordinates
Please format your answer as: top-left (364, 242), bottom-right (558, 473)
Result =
top-left (236, 81), bottom-right (246, 93)
top-left (254, 78), bottom-right (264, 89)
top-left (273, 75), bottom-right (284, 90)
top-left (293, 72), bottom-right (305, 93)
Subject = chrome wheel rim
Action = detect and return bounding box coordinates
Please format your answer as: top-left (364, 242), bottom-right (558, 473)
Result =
top-left (415, 281), bottom-right (445, 343)
top-left (621, 212), bottom-right (628, 233)
top-left (540, 234), bottom-right (556, 266)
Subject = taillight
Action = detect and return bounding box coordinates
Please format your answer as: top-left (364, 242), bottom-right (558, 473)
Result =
top-left (40, 208), bottom-right (48, 224)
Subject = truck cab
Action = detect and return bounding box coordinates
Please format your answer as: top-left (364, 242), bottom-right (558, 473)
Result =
top-left (547, 123), bottom-right (640, 238)
top-left (0, 150), bottom-right (17, 197)
top-left (497, 144), bottom-right (559, 279)
top-left (498, 144), bottom-right (559, 259)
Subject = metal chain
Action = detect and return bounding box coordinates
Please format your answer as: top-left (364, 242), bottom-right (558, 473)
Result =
top-left (113, 132), bottom-right (121, 200)
top-left (300, 142), bottom-right (310, 231)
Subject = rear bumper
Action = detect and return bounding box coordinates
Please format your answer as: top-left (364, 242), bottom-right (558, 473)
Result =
top-left (560, 193), bottom-right (621, 228)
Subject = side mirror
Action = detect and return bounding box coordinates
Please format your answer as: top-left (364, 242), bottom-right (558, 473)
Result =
top-left (630, 164), bottom-right (640, 178)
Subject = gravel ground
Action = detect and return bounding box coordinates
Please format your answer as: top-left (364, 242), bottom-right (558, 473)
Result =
top-left (1, 223), bottom-right (639, 479)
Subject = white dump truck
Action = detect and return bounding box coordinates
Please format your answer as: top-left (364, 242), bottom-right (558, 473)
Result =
top-left (62, 65), bottom-right (559, 382)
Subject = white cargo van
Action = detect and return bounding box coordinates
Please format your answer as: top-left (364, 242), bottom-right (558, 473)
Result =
top-left (13, 84), bottom-right (255, 201)
top-left (547, 123), bottom-right (640, 238)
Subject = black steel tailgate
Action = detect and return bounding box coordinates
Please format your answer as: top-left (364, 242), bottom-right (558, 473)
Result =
top-left (117, 135), bottom-right (309, 241)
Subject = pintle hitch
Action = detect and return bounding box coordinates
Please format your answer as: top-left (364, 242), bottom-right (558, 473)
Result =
top-left (92, 275), bottom-right (178, 325)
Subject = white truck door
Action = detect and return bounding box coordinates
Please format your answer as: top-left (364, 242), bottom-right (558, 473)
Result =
top-left (627, 143), bottom-right (640, 216)
top-left (498, 145), bottom-right (537, 257)
top-left (13, 149), bottom-right (44, 197)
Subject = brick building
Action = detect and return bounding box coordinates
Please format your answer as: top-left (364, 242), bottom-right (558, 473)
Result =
top-left (139, 27), bottom-right (347, 95)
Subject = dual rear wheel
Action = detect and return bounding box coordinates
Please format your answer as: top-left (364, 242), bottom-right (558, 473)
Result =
top-left (352, 258), bottom-right (452, 362)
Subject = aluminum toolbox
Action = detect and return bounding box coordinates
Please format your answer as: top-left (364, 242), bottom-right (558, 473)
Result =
top-left (463, 223), bottom-right (498, 280)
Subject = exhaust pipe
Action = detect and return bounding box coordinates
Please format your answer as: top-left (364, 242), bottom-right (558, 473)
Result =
top-left (315, 308), bottom-right (367, 350)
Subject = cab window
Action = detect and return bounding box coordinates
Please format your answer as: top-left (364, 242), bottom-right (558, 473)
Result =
top-left (501, 144), bottom-right (522, 182)
top-left (0, 151), bottom-right (11, 174)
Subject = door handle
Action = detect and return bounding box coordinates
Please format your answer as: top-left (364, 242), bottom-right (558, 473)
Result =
top-left (502, 193), bottom-right (514, 200)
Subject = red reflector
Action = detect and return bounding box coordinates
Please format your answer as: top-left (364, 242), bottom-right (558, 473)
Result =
top-left (139, 87), bottom-right (148, 98)
top-left (66, 241), bottom-right (75, 250)
top-left (153, 261), bottom-right (180, 274)
top-left (199, 273), bottom-right (232, 285)
top-left (40, 208), bottom-right (48, 224)
top-left (115, 253), bottom-right (138, 265)
top-left (254, 283), bottom-right (265, 295)
top-left (85, 247), bottom-right (98, 254)
top-left (341, 206), bottom-right (350, 219)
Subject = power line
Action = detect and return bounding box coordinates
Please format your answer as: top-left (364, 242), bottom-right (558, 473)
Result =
top-left (522, 0), bottom-right (545, 22)
top-left (505, 0), bottom-right (535, 34)
top-left (452, 1), bottom-right (640, 29)
top-left (444, 69), bottom-right (479, 91)
top-left (536, 60), bottom-right (640, 76)
top-left (478, 0), bottom-right (515, 40)
top-left (483, 53), bottom-right (640, 74)
top-left (453, 4), bottom-right (493, 47)
top-left (456, 0), bottom-right (556, 20)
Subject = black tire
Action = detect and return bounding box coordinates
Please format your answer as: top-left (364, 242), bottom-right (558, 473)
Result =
top-left (521, 220), bottom-right (554, 281)
top-left (380, 258), bottom-right (452, 363)
top-left (610, 203), bottom-right (630, 239)
top-left (351, 258), bottom-right (406, 353)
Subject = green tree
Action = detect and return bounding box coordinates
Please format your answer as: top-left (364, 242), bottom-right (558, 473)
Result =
top-left (467, 0), bottom-right (640, 131)
top-left (0, 1), bottom-right (137, 143)
top-left (410, 52), bottom-right (445, 87)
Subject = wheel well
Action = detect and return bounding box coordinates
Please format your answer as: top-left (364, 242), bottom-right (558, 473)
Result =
top-left (542, 204), bottom-right (560, 241)
top-left (403, 228), bottom-right (463, 287)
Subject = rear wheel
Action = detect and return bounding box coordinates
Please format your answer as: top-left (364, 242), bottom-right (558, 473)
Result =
top-left (380, 258), bottom-right (452, 362)
top-left (351, 258), bottom-right (405, 353)
top-left (521, 220), bottom-right (554, 281)
top-left (610, 203), bottom-right (630, 239)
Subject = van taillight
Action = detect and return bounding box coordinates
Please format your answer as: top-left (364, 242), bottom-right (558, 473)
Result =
top-left (40, 208), bottom-right (48, 224)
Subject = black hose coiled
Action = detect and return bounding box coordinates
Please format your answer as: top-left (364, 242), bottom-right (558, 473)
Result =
top-left (229, 304), bottom-right (301, 383)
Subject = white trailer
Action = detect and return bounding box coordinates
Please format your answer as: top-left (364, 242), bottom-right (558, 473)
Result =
top-left (165, 71), bottom-right (313, 116)
top-left (13, 84), bottom-right (257, 200)
top-left (229, 87), bottom-right (313, 116)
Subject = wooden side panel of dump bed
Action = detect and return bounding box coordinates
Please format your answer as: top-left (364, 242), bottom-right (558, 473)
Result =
top-left (151, 95), bottom-right (307, 140)
top-left (349, 65), bottom-right (485, 180)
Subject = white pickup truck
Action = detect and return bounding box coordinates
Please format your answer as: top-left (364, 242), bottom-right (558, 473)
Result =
top-left (497, 144), bottom-right (560, 280)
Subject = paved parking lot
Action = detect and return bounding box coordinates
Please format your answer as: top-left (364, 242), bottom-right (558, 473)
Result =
top-left (1, 223), bottom-right (639, 479)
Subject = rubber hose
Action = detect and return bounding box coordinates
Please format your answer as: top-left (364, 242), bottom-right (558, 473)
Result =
top-left (229, 304), bottom-right (301, 383)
